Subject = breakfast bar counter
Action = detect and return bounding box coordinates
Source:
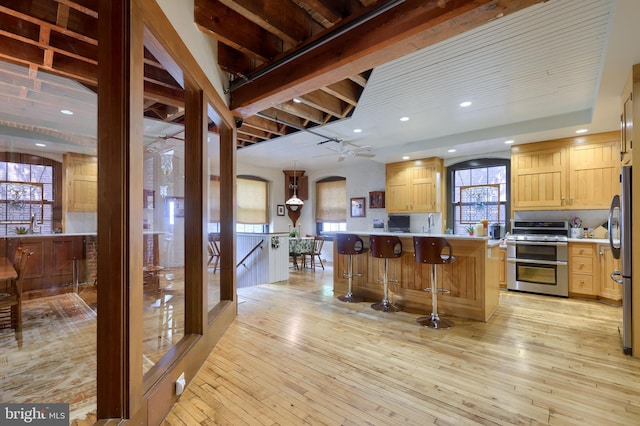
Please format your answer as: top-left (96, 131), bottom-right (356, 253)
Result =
top-left (333, 232), bottom-right (501, 321)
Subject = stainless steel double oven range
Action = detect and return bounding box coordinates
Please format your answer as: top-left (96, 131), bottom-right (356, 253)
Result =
top-left (506, 221), bottom-right (569, 297)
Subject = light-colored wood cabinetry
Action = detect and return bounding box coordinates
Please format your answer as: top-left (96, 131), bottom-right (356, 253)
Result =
top-left (385, 158), bottom-right (442, 213)
top-left (569, 243), bottom-right (597, 296)
top-left (619, 65), bottom-right (637, 166)
top-left (568, 242), bottom-right (623, 303)
top-left (63, 153), bottom-right (97, 212)
top-left (568, 140), bottom-right (620, 209)
top-left (511, 132), bottom-right (620, 210)
top-left (498, 247), bottom-right (506, 288)
top-left (385, 162), bottom-right (411, 213)
top-left (598, 244), bottom-right (623, 302)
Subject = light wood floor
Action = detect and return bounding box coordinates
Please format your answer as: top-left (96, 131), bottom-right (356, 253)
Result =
top-left (164, 264), bottom-right (640, 425)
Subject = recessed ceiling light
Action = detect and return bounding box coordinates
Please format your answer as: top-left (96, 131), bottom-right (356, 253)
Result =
top-left (504, 140), bottom-right (514, 144)
top-left (400, 116), bottom-right (409, 122)
top-left (448, 149), bottom-right (456, 153)
top-left (60, 109), bottom-right (74, 115)
top-left (460, 101), bottom-right (472, 107)
top-left (402, 156), bottom-right (410, 160)
top-left (292, 98), bottom-right (302, 103)
top-left (576, 128), bottom-right (588, 134)
top-left (353, 128), bottom-right (362, 133)
top-left (35, 143), bottom-right (46, 147)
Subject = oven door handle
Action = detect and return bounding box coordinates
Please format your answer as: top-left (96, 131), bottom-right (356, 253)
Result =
top-left (507, 258), bottom-right (568, 266)
top-left (506, 240), bottom-right (567, 247)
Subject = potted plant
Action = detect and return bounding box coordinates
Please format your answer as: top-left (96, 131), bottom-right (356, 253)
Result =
top-left (465, 225), bottom-right (475, 236)
top-left (289, 229), bottom-right (298, 238)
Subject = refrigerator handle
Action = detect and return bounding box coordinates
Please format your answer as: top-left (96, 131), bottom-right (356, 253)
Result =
top-left (608, 194), bottom-right (621, 259)
top-left (610, 270), bottom-right (624, 285)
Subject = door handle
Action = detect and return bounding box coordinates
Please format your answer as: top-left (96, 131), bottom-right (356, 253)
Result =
top-left (610, 270), bottom-right (624, 285)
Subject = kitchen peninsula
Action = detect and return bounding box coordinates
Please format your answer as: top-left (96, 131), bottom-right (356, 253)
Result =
top-left (333, 232), bottom-right (501, 321)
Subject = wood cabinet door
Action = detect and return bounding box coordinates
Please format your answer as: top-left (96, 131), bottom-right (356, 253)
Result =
top-left (64, 153), bottom-right (97, 212)
top-left (409, 164), bottom-right (437, 212)
top-left (599, 244), bottom-right (623, 302)
top-left (568, 141), bottom-right (620, 209)
top-left (385, 163), bottom-right (410, 213)
top-left (498, 248), bottom-right (506, 288)
top-left (512, 147), bottom-right (566, 209)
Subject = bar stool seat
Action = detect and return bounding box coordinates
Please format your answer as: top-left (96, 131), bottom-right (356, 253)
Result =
top-left (336, 234), bottom-right (367, 303)
top-left (369, 235), bottom-right (403, 312)
top-left (413, 236), bottom-right (456, 329)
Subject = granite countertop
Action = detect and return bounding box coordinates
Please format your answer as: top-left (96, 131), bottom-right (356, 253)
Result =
top-left (334, 230), bottom-right (493, 241)
top-left (568, 237), bottom-right (610, 244)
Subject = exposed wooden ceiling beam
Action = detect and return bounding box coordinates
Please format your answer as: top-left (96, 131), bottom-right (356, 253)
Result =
top-left (321, 79), bottom-right (362, 106)
top-left (216, 0), bottom-right (321, 47)
top-left (194, 0), bottom-right (283, 63)
top-left (230, 0), bottom-right (544, 117)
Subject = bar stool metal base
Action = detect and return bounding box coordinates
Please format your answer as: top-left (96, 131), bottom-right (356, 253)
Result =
top-left (338, 293), bottom-right (364, 303)
top-left (371, 300), bottom-right (400, 312)
top-left (416, 314), bottom-right (454, 329)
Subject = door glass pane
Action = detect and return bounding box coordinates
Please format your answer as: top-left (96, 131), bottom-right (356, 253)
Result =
top-left (0, 58), bottom-right (98, 421)
top-left (207, 109), bottom-right (221, 311)
top-left (142, 29), bottom-right (185, 373)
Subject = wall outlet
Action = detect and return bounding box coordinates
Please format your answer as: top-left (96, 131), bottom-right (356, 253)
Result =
top-left (175, 372), bottom-right (186, 396)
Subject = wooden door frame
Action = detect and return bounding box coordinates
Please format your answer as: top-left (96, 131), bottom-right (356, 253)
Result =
top-left (97, 0), bottom-right (237, 422)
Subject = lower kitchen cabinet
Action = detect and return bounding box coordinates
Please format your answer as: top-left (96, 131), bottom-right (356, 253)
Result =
top-left (1, 235), bottom-right (87, 295)
top-left (568, 241), bottom-right (622, 303)
top-left (598, 244), bottom-right (622, 303)
top-left (498, 247), bottom-right (506, 288)
top-left (569, 243), bottom-right (596, 296)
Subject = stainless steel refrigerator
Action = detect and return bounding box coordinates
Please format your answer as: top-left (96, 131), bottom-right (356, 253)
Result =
top-left (609, 165), bottom-right (632, 355)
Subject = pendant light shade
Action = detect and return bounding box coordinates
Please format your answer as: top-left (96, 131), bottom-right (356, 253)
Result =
top-left (285, 161), bottom-right (304, 208)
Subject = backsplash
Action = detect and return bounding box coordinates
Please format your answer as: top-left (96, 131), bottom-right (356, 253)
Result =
top-left (512, 210), bottom-right (609, 233)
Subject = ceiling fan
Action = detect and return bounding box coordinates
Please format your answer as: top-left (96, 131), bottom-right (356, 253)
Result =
top-left (315, 138), bottom-right (375, 162)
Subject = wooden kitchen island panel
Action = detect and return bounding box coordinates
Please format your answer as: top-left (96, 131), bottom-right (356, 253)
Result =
top-left (1, 234), bottom-right (87, 295)
top-left (334, 233), bottom-right (501, 322)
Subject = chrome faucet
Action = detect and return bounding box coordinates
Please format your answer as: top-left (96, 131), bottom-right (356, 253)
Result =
top-left (426, 214), bottom-right (434, 233)
top-left (29, 213), bottom-right (36, 234)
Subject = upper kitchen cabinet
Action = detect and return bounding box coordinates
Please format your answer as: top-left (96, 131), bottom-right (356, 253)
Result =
top-left (511, 141), bottom-right (566, 209)
top-left (568, 136), bottom-right (620, 209)
top-left (619, 64), bottom-right (638, 166)
top-left (385, 158), bottom-right (443, 213)
top-left (63, 153), bottom-right (97, 212)
top-left (511, 132), bottom-right (620, 210)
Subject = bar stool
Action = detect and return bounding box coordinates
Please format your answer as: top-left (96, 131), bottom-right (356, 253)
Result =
top-left (369, 235), bottom-right (403, 312)
top-left (335, 234), bottom-right (366, 303)
top-left (413, 236), bottom-right (455, 329)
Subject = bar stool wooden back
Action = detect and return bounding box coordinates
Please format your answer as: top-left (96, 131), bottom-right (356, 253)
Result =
top-left (413, 236), bottom-right (456, 329)
top-left (369, 235), bottom-right (403, 312)
top-left (335, 234), bottom-right (367, 303)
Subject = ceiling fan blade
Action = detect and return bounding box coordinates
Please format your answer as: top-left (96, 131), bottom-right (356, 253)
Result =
top-left (354, 152), bottom-right (375, 158)
top-left (352, 145), bottom-right (373, 151)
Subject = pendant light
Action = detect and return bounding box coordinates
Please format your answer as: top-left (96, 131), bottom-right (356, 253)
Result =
top-left (285, 161), bottom-right (304, 208)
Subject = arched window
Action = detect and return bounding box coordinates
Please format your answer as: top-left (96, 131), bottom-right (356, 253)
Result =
top-left (447, 159), bottom-right (510, 234)
top-left (0, 154), bottom-right (61, 235)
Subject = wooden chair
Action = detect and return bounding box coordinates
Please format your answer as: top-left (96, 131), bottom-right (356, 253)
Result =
top-left (0, 247), bottom-right (33, 347)
top-left (302, 237), bottom-right (325, 270)
top-left (207, 239), bottom-right (220, 273)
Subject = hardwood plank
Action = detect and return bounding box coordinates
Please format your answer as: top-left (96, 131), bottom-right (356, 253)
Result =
top-left (166, 265), bottom-right (640, 425)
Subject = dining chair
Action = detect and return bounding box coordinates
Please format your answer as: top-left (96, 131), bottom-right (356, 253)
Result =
top-left (207, 239), bottom-right (220, 273)
top-left (302, 237), bottom-right (325, 270)
top-left (0, 247), bottom-right (33, 347)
